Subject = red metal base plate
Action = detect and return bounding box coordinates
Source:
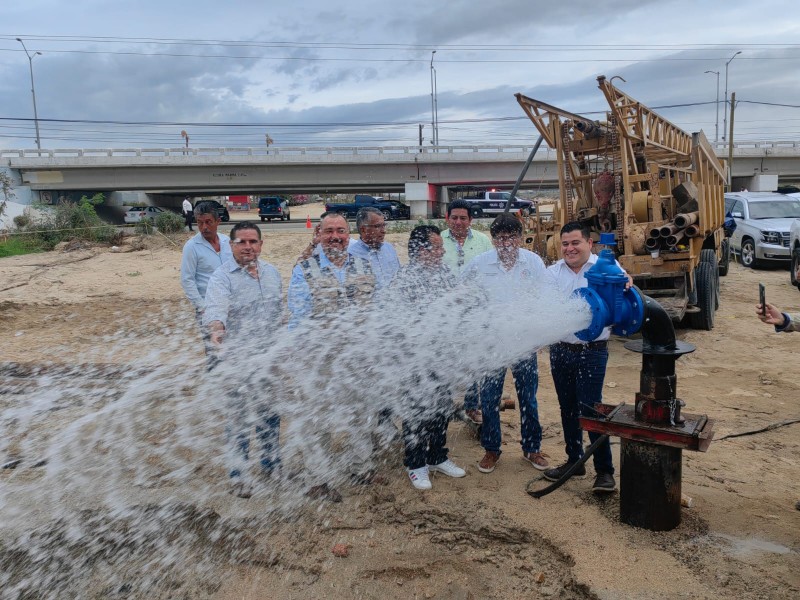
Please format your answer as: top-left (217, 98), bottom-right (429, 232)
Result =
top-left (580, 403), bottom-right (714, 452)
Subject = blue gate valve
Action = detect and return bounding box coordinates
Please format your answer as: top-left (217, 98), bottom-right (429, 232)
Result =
top-left (573, 233), bottom-right (645, 340)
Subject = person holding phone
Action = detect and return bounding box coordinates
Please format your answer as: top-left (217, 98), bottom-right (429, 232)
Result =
top-left (756, 301), bottom-right (798, 333)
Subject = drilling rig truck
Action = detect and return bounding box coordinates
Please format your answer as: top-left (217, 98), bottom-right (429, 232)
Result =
top-left (516, 75), bottom-right (728, 330)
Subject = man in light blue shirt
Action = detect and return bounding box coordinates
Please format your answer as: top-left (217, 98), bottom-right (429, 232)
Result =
top-left (347, 207), bottom-right (400, 289)
top-left (288, 213), bottom-right (376, 330)
top-left (203, 222), bottom-right (282, 499)
top-left (288, 213), bottom-right (377, 502)
top-left (180, 201), bottom-right (233, 313)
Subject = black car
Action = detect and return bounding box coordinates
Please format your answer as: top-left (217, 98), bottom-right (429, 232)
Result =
top-left (258, 196), bottom-right (291, 222)
top-left (193, 200), bottom-right (230, 222)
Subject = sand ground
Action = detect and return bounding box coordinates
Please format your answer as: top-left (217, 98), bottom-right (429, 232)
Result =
top-left (0, 226), bottom-right (798, 599)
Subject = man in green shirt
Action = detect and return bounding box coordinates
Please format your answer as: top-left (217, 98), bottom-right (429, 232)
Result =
top-left (440, 199), bottom-right (493, 276)
top-left (440, 199), bottom-right (494, 424)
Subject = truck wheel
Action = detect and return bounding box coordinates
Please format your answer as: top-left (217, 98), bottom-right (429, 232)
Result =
top-left (791, 248), bottom-right (800, 289)
top-left (739, 238), bottom-right (759, 268)
top-left (260, 217), bottom-right (265, 222)
top-left (699, 250), bottom-right (720, 310)
top-left (718, 239), bottom-right (731, 277)
top-left (470, 206), bottom-right (483, 218)
top-left (381, 209), bottom-right (392, 220)
top-left (689, 262), bottom-right (716, 330)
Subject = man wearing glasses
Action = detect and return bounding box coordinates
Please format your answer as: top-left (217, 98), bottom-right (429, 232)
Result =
top-left (203, 222), bottom-right (282, 498)
top-left (440, 199), bottom-right (493, 425)
top-left (289, 212), bottom-right (377, 502)
top-left (462, 213), bottom-right (550, 475)
top-left (347, 207), bottom-right (401, 289)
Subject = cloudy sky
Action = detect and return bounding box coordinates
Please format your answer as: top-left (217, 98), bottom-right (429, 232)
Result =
top-left (2, 0), bottom-right (799, 150)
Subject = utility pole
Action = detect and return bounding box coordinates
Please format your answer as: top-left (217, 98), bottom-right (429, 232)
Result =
top-left (704, 70), bottom-right (720, 142)
top-left (16, 38), bottom-right (42, 150)
top-left (430, 51), bottom-right (437, 148)
top-left (418, 124), bottom-right (424, 152)
top-left (722, 51), bottom-right (741, 141)
top-left (727, 92), bottom-right (736, 191)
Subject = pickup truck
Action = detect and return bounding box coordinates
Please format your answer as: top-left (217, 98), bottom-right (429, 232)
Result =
top-left (461, 192), bottom-right (534, 218)
top-left (324, 195), bottom-right (411, 220)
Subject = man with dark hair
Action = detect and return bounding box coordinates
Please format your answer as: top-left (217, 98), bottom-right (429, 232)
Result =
top-left (544, 221), bottom-right (628, 493)
top-left (180, 201), bottom-right (233, 333)
top-left (391, 225), bottom-right (467, 490)
top-left (348, 207), bottom-right (400, 288)
top-left (203, 221), bottom-right (282, 498)
top-left (440, 199), bottom-right (493, 424)
top-left (182, 197), bottom-right (194, 231)
top-left (462, 212), bottom-right (550, 474)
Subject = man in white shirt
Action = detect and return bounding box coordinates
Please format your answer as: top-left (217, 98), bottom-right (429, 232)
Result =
top-left (544, 222), bottom-right (628, 493)
top-left (462, 213), bottom-right (551, 475)
top-left (348, 207), bottom-right (401, 289)
top-left (439, 199), bottom-right (494, 424)
top-left (203, 222), bottom-right (282, 498)
top-left (182, 197), bottom-right (194, 232)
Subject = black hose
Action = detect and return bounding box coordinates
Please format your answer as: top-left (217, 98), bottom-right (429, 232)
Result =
top-left (526, 434), bottom-right (610, 498)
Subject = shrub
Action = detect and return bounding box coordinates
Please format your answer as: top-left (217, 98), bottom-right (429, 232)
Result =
top-left (13, 214), bottom-right (31, 229)
top-left (154, 210), bottom-right (185, 234)
top-left (135, 218), bottom-right (155, 235)
top-left (19, 193), bottom-right (120, 250)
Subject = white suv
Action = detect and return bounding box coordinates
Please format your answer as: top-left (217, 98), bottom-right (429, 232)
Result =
top-left (724, 192), bottom-right (800, 268)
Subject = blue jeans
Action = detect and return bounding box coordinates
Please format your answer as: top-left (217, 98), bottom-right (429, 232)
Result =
top-left (462, 382), bottom-right (480, 411)
top-left (479, 354), bottom-right (541, 454)
top-left (549, 344), bottom-right (614, 475)
top-left (227, 392), bottom-right (281, 478)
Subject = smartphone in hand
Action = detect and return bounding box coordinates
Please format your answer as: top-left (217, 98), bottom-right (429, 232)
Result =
top-left (759, 283), bottom-right (766, 315)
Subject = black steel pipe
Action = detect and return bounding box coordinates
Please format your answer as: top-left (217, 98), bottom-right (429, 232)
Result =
top-left (639, 294), bottom-right (677, 350)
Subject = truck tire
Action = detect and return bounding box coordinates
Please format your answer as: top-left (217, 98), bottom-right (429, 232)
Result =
top-left (260, 217), bottom-right (265, 222)
top-left (689, 262), bottom-right (716, 330)
top-left (470, 206), bottom-right (483, 218)
top-left (718, 239), bottom-right (730, 277)
top-left (699, 249), bottom-right (721, 310)
top-left (739, 238), bottom-right (759, 268)
top-left (791, 247), bottom-right (800, 290)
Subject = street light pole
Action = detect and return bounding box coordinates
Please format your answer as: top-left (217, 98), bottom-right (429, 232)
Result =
top-left (722, 50), bottom-right (741, 142)
top-left (430, 50), bottom-right (438, 148)
top-left (16, 38), bottom-right (42, 150)
top-left (704, 70), bottom-right (720, 142)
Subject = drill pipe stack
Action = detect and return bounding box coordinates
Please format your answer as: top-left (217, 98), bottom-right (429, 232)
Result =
top-left (644, 211), bottom-right (700, 252)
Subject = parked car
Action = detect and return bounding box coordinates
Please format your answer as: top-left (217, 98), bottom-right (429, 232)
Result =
top-left (124, 206), bottom-right (165, 224)
top-left (724, 192), bottom-right (800, 268)
top-left (193, 200), bottom-right (230, 222)
top-left (460, 192), bottom-right (534, 218)
top-left (789, 217), bottom-right (800, 290)
top-left (258, 196), bottom-right (290, 222)
top-left (324, 195), bottom-right (410, 220)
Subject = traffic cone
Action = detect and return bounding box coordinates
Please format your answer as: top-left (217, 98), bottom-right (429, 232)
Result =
top-left (306, 215), bottom-right (312, 229)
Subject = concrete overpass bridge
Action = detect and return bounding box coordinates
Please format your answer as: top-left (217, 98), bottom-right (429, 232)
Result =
top-left (3, 141), bottom-right (799, 218)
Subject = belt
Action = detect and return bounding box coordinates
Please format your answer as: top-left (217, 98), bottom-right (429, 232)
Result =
top-left (554, 341), bottom-right (608, 352)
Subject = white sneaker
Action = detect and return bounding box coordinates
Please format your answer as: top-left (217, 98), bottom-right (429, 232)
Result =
top-left (407, 466), bottom-right (432, 490)
top-left (428, 459), bottom-right (467, 478)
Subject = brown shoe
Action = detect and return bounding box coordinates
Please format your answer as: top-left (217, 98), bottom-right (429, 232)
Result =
top-left (465, 409), bottom-right (483, 425)
top-left (500, 397), bottom-right (516, 411)
top-left (522, 451), bottom-right (550, 471)
top-left (478, 451), bottom-right (501, 473)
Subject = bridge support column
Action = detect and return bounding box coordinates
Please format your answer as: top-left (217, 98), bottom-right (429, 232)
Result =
top-left (0, 166), bottom-right (41, 229)
top-left (405, 182), bottom-right (437, 219)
